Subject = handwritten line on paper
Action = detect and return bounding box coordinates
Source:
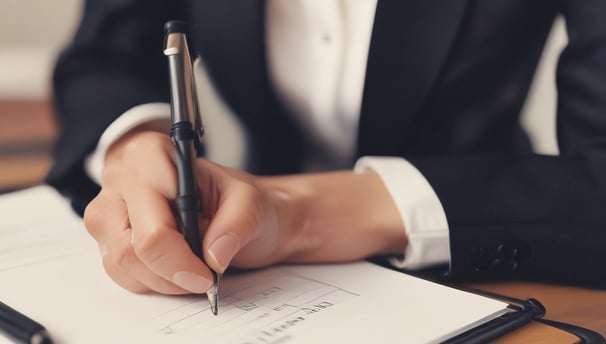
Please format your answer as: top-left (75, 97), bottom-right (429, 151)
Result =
top-left (143, 269), bottom-right (359, 344)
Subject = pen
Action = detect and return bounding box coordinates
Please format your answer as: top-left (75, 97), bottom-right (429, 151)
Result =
top-left (0, 302), bottom-right (52, 344)
top-left (163, 20), bottom-right (220, 315)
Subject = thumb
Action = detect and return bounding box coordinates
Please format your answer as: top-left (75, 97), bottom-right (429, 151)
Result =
top-left (202, 184), bottom-right (278, 273)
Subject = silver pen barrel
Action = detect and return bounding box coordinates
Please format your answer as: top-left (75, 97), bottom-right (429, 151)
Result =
top-left (164, 29), bottom-right (198, 125)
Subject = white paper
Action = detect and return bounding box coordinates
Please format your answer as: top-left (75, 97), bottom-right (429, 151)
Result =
top-left (0, 186), bottom-right (508, 344)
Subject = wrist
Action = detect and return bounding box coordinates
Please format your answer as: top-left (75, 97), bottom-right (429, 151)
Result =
top-left (259, 170), bottom-right (407, 263)
top-left (105, 120), bottom-right (171, 163)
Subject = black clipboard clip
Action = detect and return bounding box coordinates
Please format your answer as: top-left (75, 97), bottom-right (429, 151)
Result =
top-left (442, 289), bottom-right (606, 344)
top-left (443, 297), bottom-right (545, 344)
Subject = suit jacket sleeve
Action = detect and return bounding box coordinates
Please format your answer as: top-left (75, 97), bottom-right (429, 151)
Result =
top-left (410, 2), bottom-right (606, 287)
top-left (47, 0), bottom-right (186, 214)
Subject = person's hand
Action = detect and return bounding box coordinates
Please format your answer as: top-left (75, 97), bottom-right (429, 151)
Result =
top-left (84, 130), bottom-right (288, 295)
top-left (84, 130), bottom-right (407, 296)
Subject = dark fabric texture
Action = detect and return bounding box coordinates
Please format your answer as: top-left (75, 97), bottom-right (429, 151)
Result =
top-left (48, 0), bottom-right (606, 287)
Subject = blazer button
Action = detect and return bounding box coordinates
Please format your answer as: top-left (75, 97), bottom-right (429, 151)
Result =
top-left (471, 247), bottom-right (500, 272)
top-left (496, 241), bottom-right (532, 271)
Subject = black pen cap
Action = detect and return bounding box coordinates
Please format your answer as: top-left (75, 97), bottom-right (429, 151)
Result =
top-left (164, 20), bottom-right (190, 35)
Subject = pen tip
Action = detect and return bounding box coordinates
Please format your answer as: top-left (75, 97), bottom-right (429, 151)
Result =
top-left (207, 273), bottom-right (220, 316)
top-left (208, 289), bottom-right (219, 315)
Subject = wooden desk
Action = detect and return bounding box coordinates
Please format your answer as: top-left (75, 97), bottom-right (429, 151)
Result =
top-left (1, 99), bottom-right (605, 343)
top-left (495, 322), bottom-right (580, 343)
top-left (0, 99), bottom-right (56, 191)
top-left (475, 282), bottom-right (606, 343)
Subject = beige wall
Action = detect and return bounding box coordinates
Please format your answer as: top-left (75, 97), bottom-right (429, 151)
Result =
top-left (0, 0), bottom-right (82, 98)
top-left (0, 0), bottom-right (81, 47)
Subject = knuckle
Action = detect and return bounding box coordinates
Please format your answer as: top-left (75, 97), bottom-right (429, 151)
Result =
top-left (83, 198), bottom-right (105, 236)
top-left (102, 133), bottom-right (172, 186)
top-left (83, 194), bottom-right (130, 239)
top-left (100, 163), bottom-right (120, 186)
top-left (131, 225), bottom-right (172, 264)
top-left (104, 133), bottom-right (177, 196)
top-left (123, 132), bottom-right (169, 156)
top-left (114, 245), bottom-right (137, 272)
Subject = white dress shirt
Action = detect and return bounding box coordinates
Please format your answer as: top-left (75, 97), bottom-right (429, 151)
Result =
top-left (85, 0), bottom-right (451, 270)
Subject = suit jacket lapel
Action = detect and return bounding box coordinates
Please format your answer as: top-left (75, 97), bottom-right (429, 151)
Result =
top-left (357, 0), bottom-right (469, 157)
top-left (191, 0), bottom-right (305, 173)
top-left (191, 0), bottom-right (269, 124)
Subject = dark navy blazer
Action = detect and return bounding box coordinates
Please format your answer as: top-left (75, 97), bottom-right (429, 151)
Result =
top-left (49, 0), bottom-right (606, 287)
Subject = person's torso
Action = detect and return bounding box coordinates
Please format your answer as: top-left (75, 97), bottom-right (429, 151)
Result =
top-left (187, 0), bottom-right (558, 174)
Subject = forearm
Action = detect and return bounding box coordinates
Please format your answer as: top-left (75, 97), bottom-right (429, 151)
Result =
top-left (259, 170), bottom-right (407, 263)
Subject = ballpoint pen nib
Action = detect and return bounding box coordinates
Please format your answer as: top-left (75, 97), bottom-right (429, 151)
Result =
top-left (208, 290), bottom-right (218, 315)
top-left (207, 273), bottom-right (220, 315)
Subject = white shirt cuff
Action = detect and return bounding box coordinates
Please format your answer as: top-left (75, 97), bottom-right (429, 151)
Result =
top-left (84, 103), bottom-right (171, 185)
top-left (354, 156), bottom-right (451, 270)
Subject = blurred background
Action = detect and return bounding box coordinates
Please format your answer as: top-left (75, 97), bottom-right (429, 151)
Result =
top-left (0, 0), bottom-right (80, 191)
top-left (0, 1), bottom-right (565, 192)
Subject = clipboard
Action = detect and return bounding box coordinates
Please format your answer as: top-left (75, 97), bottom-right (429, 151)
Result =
top-left (1, 186), bottom-right (606, 344)
top-left (444, 288), bottom-right (606, 344)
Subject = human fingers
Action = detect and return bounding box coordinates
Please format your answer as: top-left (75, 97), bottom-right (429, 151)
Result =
top-left (101, 131), bottom-right (212, 294)
top-left (84, 192), bottom-right (189, 294)
top-left (197, 162), bottom-right (281, 273)
top-left (122, 186), bottom-right (215, 294)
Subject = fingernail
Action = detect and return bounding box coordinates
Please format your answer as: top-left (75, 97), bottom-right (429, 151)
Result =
top-left (208, 233), bottom-right (240, 271)
top-left (173, 271), bottom-right (213, 294)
